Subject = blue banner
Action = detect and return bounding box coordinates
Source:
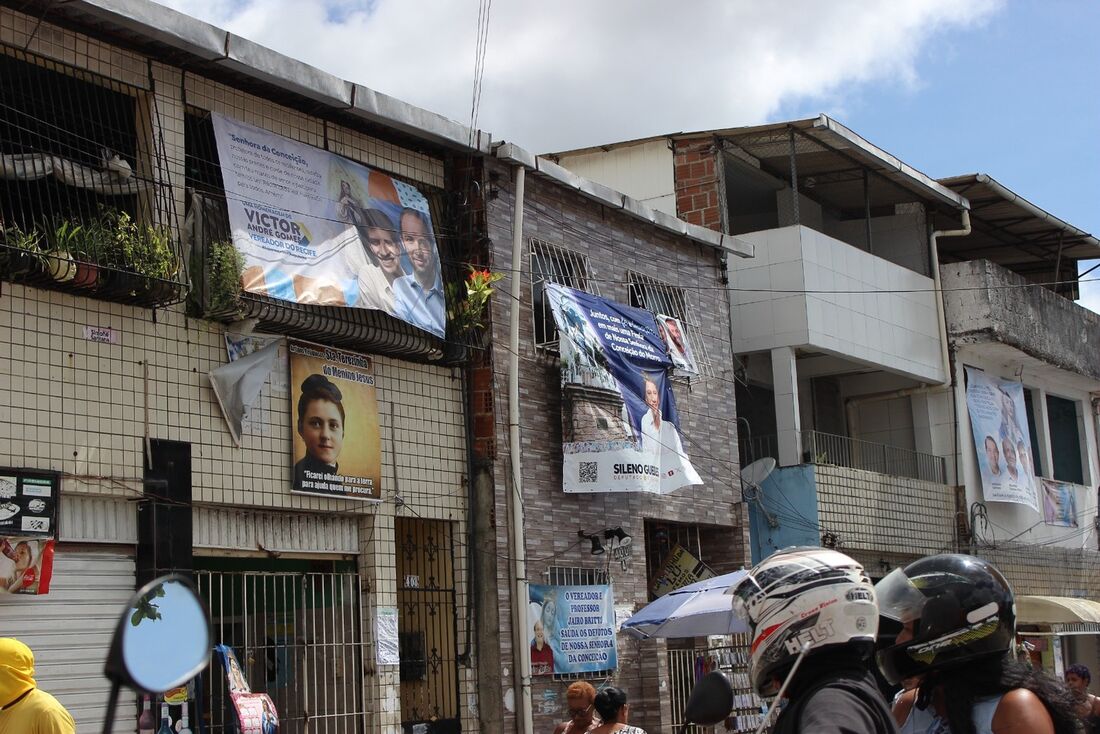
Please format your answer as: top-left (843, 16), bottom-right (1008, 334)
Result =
top-left (529, 584), bottom-right (617, 675)
top-left (546, 283), bottom-right (701, 494)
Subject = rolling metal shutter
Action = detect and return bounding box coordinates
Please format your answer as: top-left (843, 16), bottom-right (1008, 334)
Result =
top-left (0, 550), bottom-right (137, 733)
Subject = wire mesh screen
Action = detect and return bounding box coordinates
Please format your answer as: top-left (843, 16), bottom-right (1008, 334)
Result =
top-left (627, 270), bottom-right (713, 378)
top-left (196, 570), bottom-right (367, 734)
top-left (0, 44), bottom-right (185, 306)
top-left (395, 517), bottom-right (461, 732)
top-left (529, 238), bottom-right (599, 350)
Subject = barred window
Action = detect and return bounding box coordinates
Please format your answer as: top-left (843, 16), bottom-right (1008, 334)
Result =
top-left (540, 566), bottom-right (614, 681)
top-left (627, 271), bottom-right (713, 378)
top-left (529, 238), bottom-right (599, 350)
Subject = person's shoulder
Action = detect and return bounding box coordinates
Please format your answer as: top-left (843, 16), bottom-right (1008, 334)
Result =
top-left (553, 722), bottom-right (567, 734)
top-left (992, 688), bottom-right (1054, 733)
top-left (797, 678), bottom-right (892, 733)
top-left (26, 689), bottom-right (76, 732)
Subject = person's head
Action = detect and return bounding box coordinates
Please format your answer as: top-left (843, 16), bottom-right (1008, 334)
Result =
top-left (730, 546), bottom-right (878, 698)
top-left (1065, 664), bottom-right (1091, 694)
top-left (297, 374), bottom-right (345, 466)
top-left (875, 554), bottom-right (1015, 687)
top-left (361, 209), bottom-right (403, 277)
top-left (399, 208), bottom-right (438, 281)
top-left (643, 374), bottom-right (660, 413)
top-left (1000, 388), bottom-right (1018, 420)
top-left (1002, 439), bottom-right (1017, 468)
top-left (1018, 441), bottom-right (1032, 473)
top-left (340, 179), bottom-right (352, 197)
top-left (0, 638), bottom-right (36, 708)
top-left (564, 681), bottom-right (596, 726)
top-left (533, 619), bottom-right (545, 647)
top-left (593, 686), bottom-right (628, 724)
top-left (984, 435), bottom-right (1001, 473)
top-left (12, 542), bottom-right (31, 570)
top-left (664, 317), bottom-right (684, 351)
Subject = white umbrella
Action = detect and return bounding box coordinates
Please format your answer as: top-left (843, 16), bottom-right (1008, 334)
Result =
top-left (620, 570), bottom-right (750, 640)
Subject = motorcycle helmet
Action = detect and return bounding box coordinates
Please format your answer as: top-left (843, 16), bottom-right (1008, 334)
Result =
top-left (875, 553), bottom-right (1015, 685)
top-left (729, 546), bottom-right (878, 697)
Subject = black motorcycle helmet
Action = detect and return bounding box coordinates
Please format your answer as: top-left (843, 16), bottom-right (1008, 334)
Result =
top-left (874, 554), bottom-right (1015, 685)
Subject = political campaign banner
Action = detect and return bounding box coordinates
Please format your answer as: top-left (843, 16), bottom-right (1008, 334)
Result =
top-left (964, 367), bottom-right (1039, 511)
top-left (649, 544), bottom-right (716, 598)
top-left (1041, 479), bottom-right (1078, 527)
top-left (289, 340), bottom-right (381, 501)
top-left (546, 283), bottom-right (702, 494)
top-left (211, 113), bottom-right (446, 338)
top-left (529, 584), bottom-right (617, 675)
top-left (215, 645), bottom-right (279, 734)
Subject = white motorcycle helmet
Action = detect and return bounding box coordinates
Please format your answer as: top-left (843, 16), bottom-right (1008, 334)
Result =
top-left (730, 546), bottom-right (879, 697)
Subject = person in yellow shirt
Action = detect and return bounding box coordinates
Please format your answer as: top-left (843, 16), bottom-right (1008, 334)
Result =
top-left (0, 638), bottom-right (75, 734)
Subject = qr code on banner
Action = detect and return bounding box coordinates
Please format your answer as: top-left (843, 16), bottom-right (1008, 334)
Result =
top-left (579, 462), bottom-right (598, 483)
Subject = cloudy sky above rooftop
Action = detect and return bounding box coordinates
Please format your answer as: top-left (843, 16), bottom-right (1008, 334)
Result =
top-left (158, 0), bottom-right (1099, 312)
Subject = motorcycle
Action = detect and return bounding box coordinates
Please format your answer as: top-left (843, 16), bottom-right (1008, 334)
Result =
top-left (101, 574), bottom-right (211, 734)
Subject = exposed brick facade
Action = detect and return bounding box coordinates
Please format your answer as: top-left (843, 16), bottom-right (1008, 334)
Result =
top-left (673, 138), bottom-right (723, 231)
top-left (480, 159), bottom-right (749, 734)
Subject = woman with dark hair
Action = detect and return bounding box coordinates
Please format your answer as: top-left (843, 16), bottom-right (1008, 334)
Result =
top-left (876, 554), bottom-right (1080, 734)
top-left (589, 687), bottom-right (645, 734)
top-left (293, 374), bottom-right (345, 489)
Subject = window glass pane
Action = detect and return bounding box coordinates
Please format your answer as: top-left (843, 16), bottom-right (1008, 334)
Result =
top-left (1046, 394), bottom-right (1083, 484)
top-left (1022, 389), bottom-right (1043, 477)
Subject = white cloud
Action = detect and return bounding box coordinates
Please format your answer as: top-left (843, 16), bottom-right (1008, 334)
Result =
top-left (154, 0), bottom-right (1001, 152)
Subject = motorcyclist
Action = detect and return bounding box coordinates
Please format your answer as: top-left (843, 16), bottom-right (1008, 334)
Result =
top-left (875, 553), bottom-right (1079, 734)
top-left (729, 546), bottom-right (897, 733)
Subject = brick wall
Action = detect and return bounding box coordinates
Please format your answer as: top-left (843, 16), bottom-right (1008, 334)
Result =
top-left (483, 160), bottom-right (748, 733)
top-left (673, 138), bottom-right (723, 231)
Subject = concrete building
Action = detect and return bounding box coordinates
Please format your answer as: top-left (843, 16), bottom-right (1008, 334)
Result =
top-left (552, 121), bottom-right (1100, 677)
top-left (0, 2), bottom-right (485, 732)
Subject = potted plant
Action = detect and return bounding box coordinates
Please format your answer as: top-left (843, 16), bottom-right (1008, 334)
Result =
top-left (190, 238), bottom-right (244, 317)
top-left (98, 209), bottom-right (180, 298)
top-left (43, 219), bottom-right (83, 285)
top-left (1, 223), bottom-right (46, 278)
top-left (447, 266), bottom-right (503, 345)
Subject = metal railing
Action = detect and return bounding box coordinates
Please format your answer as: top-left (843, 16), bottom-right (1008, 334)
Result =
top-left (739, 431), bottom-right (947, 484)
top-left (802, 430), bottom-right (946, 484)
top-left (667, 640), bottom-right (763, 733)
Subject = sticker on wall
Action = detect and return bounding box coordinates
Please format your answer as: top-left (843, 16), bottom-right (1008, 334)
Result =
top-left (375, 606), bottom-right (400, 666)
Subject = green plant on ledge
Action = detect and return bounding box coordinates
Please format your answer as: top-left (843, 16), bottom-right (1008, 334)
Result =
top-left (447, 265), bottom-right (504, 335)
top-left (205, 239), bottom-right (245, 315)
top-left (99, 209), bottom-right (178, 280)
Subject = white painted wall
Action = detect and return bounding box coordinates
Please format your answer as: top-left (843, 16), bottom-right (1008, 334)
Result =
top-left (732, 225), bottom-right (945, 383)
top-left (953, 346), bottom-right (1100, 550)
top-left (555, 140), bottom-right (677, 216)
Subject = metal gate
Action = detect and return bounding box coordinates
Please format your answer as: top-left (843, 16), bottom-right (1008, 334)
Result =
top-left (395, 517), bottom-right (461, 733)
top-left (668, 639), bottom-right (762, 734)
top-left (196, 570), bottom-right (368, 734)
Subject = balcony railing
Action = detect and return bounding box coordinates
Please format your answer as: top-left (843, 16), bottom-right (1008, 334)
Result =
top-left (804, 430), bottom-right (946, 484)
top-left (738, 430), bottom-right (947, 484)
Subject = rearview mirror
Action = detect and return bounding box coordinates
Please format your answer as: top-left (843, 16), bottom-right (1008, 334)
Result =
top-left (682, 670), bottom-right (734, 729)
top-left (101, 574), bottom-right (211, 734)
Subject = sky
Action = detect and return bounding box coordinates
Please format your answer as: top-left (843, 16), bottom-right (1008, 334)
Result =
top-left (157, 0), bottom-right (1100, 312)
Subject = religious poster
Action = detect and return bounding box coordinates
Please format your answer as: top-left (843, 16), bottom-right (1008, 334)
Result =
top-left (288, 340), bottom-right (381, 501)
top-left (211, 113), bottom-right (446, 338)
top-left (214, 645), bottom-right (279, 734)
top-left (655, 313), bottom-right (698, 375)
top-left (1041, 479), bottom-right (1078, 527)
top-left (964, 367), bottom-right (1039, 511)
top-left (529, 584), bottom-right (618, 675)
top-left (546, 283), bottom-right (701, 494)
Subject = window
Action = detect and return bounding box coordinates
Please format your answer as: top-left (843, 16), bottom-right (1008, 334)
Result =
top-left (628, 271), bottom-right (713, 378)
top-left (1022, 388), bottom-right (1044, 477)
top-left (1046, 395), bottom-right (1085, 485)
top-left (529, 239), bottom-right (598, 350)
top-left (544, 566), bottom-right (610, 586)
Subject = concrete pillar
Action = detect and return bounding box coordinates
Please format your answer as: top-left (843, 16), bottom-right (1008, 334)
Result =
top-left (772, 347), bottom-right (802, 467)
top-left (358, 511), bottom-right (400, 734)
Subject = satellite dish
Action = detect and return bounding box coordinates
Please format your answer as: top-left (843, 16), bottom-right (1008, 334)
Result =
top-left (740, 457), bottom-right (776, 487)
top-left (739, 458), bottom-right (778, 529)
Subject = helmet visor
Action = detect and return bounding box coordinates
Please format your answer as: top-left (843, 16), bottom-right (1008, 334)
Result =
top-left (874, 568), bottom-right (928, 623)
top-left (728, 574), bottom-right (764, 624)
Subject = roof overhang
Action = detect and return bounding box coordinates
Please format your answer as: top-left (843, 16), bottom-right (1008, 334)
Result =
top-left (1017, 595), bottom-right (1100, 626)
top-left (937, 173), bottom-right (1100, 273)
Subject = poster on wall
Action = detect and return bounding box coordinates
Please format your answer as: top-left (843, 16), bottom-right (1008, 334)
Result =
top-left (288, 340), bottom-right (381, 501)
top-left (655, 314), bottom-right (698, 376)
top-left (1041, 479), bottom-right (1078, 527)
top-left (210, 113), bottom-right (446, 338)
top-left (649, 544), bottom-right (715, 598)
top-left (0, 469), bottom-right (59, 595)
top-left (963, 367), bottom-right (1039, 511)
top-left (528, 584), bottom-right (618, 675)
top-left (214, 645), bottom-right (279, 734)
top-left (546, 284), bottom-right (702, 494)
